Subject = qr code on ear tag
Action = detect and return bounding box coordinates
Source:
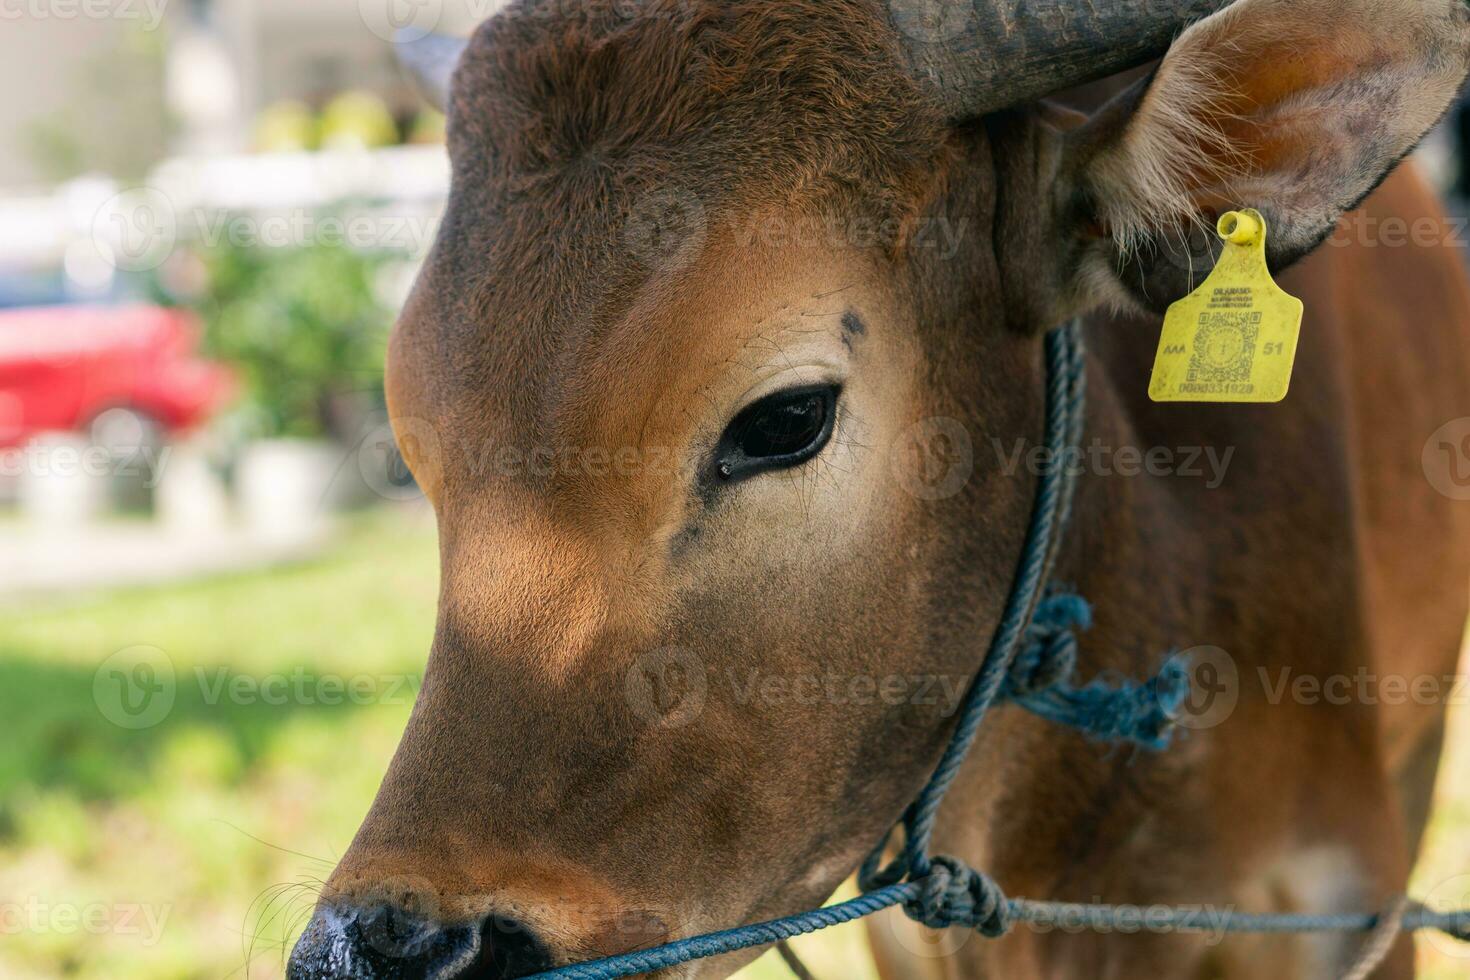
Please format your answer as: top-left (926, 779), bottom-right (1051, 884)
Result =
top-left (1187, 312), bottom-right (1263, 385)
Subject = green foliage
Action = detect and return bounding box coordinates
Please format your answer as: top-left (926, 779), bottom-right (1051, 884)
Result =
top-left (194, 236), bottom-right (394, 440)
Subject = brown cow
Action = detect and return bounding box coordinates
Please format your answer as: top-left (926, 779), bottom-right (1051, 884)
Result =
top-left (289, 0), bottom-right (1470, 977)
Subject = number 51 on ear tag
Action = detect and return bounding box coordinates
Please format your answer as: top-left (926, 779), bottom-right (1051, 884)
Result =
top-left (1149, 209), bottom-right (1304, 403)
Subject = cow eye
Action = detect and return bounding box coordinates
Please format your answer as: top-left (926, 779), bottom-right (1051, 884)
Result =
top-left (713, 385), bottom-right (838, 482)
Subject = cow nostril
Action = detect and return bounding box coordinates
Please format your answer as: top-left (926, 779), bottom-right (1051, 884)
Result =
top-left (288, 901), bottom-right (480, 980)
top-left (287, 900), bottom-right (557, 980)
top-left (356, 902), bottom-right (452, 964)
top-left (475, 913), bottom-right (555, 979)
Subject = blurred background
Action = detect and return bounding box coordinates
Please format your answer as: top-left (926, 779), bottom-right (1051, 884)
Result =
top-left (2, 3), bottom-right (1470, 979)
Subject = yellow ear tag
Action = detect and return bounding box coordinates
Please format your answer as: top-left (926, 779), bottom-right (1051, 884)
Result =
top-left (1148, 209), bottom-right (1304, 403)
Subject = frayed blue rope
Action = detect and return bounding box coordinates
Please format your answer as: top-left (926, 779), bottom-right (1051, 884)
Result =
top-left (1001, 589), bottom-right (1190, 751)
top-left (528, 321), bottom-right (1470, 980)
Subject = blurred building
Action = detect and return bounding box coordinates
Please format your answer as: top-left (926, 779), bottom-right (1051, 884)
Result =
top-left (0, 0), bottom-right (503, 311)
top-left (0, 0), bottom-right (489, 191)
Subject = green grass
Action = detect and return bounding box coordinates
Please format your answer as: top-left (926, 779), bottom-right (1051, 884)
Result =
top-left (0, 509), bottom-right (440, 979)
top-left (0, 509), bottom-right (873, 980)
top-left (1, 506), bottom-right (1464, 978)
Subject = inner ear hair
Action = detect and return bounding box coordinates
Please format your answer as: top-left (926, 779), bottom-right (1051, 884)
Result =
top-left (1057, 0), bottom-right (1470, 313)
top-left (1080, 56), bottom-right (1246, 260)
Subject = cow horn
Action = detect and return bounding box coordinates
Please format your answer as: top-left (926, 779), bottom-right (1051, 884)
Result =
top-left (395, 29), bottom-right (468, 111)
top-left (890, 0), bottom-right (1235, 120)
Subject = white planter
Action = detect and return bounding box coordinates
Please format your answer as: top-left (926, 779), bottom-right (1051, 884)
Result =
top-left (17, 432), bottom-right (107, 528)
top-left (236, 439), bottom-right (343, 541)
top-left (156, 442), bottom-right (231, 532)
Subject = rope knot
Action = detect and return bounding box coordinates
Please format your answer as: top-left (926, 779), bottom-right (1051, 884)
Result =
top-left (1005, 592), bottom-right (1092, 696)
top-left (904, 856), bottom-right (1013, 938)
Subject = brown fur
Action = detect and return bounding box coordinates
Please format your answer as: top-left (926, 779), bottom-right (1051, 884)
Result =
top-left (302, 1), bottom-right (1470, 978)
top-left (423, 0), bottom-right (946, 444)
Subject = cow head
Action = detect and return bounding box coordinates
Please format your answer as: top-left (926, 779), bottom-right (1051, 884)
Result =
top-left (291, 1), bottom-right (1469, 976)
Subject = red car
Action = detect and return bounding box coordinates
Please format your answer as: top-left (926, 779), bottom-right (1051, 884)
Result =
top-left (0, 304), bottom-right (234, 448)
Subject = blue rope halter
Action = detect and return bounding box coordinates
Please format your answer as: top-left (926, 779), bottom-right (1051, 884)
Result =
top-left (531, 321), bottom-right (1470, 979)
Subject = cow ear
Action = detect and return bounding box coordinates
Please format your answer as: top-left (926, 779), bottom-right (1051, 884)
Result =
top-left (395, 30), bottom-right (468, 113)
top-left (1059, 0), bottom-right (1470, 314)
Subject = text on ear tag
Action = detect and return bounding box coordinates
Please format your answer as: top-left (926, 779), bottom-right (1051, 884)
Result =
top-left (1148, 209), bottom-right (1304, 404)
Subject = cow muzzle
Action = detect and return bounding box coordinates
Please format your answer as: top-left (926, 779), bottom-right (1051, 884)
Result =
top-left (287, 899), bottom-right (553, 980)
